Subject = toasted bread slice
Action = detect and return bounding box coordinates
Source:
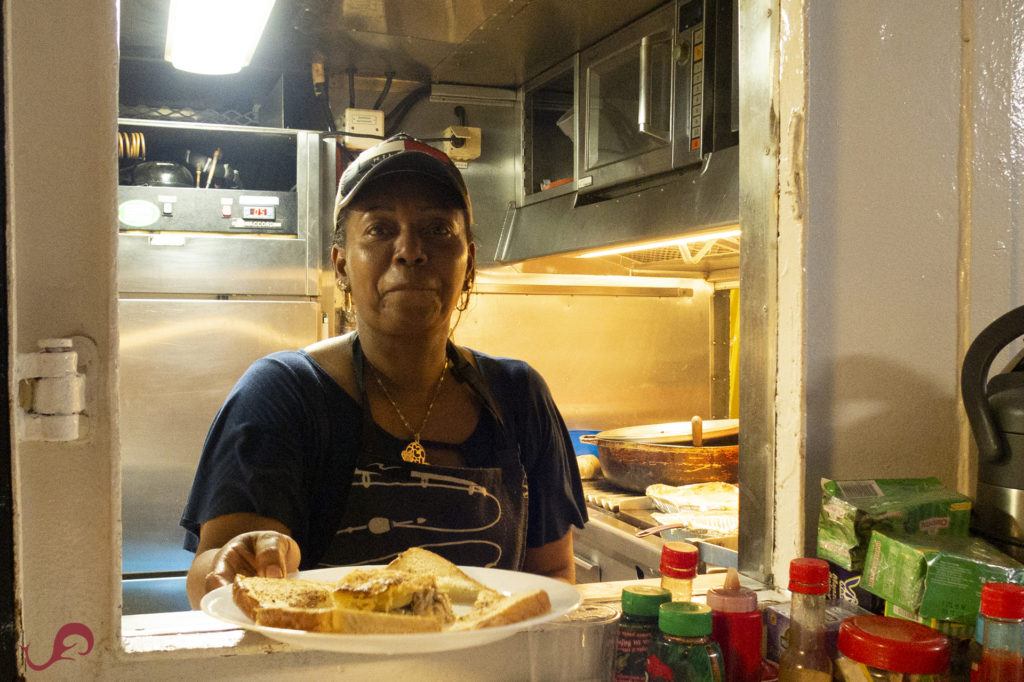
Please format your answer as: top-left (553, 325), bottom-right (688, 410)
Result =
top-left (232, 576), bottom-right (336, 632)
top-left (385, 547), bottom-right (499, 603)
top-left (449, 588), bottom-right (552, 631)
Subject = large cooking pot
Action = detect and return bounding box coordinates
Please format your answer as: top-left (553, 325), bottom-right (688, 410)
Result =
top-left (581, 419), bottom-right (738, 493)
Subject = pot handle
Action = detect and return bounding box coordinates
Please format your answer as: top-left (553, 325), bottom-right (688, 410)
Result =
top-left (961, 304), bottom-right (1024, 463)
top-left (578, 434), bottom-right (599, 444)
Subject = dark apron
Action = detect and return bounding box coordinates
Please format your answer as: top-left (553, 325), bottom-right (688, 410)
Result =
top-left (317, 335), bottom-right (528, 570)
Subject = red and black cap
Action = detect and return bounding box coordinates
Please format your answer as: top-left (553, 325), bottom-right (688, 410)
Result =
top-left (333, 133), bottom-right (472, 226)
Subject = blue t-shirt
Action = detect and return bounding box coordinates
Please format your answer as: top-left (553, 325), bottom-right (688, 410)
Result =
top-left (180, 348), bottom-right (588, 568)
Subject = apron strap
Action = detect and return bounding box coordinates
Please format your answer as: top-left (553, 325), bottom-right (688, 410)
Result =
top-left (445, 342), bottom-right (507, 429)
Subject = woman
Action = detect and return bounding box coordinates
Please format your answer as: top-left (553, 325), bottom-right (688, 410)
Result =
top-left (182, 134), bottom-right (587, 608)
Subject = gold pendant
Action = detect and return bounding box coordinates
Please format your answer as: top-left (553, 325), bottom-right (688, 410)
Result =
top-left (401, 440), bottom-right (427, 464)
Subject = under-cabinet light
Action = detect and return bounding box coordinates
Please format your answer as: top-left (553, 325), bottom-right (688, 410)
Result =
top-left (164, 0), bottom-right (276, 75)
top-left (577, 228), bottom-right (742, 259)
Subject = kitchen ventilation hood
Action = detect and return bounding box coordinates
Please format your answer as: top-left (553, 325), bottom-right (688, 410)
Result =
top-left (494, 145), bottom-right (739, 266)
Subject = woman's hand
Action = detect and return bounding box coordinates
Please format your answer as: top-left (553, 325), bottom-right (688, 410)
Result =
top-left (186, 513), bottom-right (297, 608)
top-left (205, 530), bottom-right (301, 592)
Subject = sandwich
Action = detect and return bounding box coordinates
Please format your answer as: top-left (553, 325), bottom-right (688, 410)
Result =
top-left (384, 546), bottom-right (500, 603)
top-left (384, 548), bottom-right (551, 631)
top-left (231, 547), bottom-right (553, 634)
top-left (233, 568), bottom-right (454, 634)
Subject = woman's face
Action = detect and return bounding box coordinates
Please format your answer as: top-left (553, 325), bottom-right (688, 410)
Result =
top-left (332, 173), bottom-right (474, 337)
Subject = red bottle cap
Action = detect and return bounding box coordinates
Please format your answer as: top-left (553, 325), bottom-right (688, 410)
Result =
top-left (838, 615), bottom-right (950, 674)
top-left (660, 542), bottom-right (699, 579)
top-left (980, 582), bottom-right (1024, 619)
top-left (788, 557), bottom-right (829, 594)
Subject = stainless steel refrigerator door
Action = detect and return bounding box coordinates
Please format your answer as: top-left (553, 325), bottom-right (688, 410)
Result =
top-left (117, 232), bottom-right (317, 297)
top-left (119, 298), bottom-right (320, 580)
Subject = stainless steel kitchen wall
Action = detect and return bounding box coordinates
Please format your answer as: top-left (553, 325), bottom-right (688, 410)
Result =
top-left (453, 277), bottom-right (715, 430)
top-left (119, 299), bottom-right (320, 571)
top-left (118, 127), bottom-right (327, 613)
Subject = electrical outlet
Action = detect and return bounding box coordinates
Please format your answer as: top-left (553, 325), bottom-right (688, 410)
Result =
top-left (443, 125), bottom-right (481, 163)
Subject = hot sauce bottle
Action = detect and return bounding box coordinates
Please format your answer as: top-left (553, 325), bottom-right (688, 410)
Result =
top-left (977, 583), bottom-right (1024, 682)
top-left (707, 567), bottom-right (763, 682)
top-left (778, 558), bottom-right (832, 682)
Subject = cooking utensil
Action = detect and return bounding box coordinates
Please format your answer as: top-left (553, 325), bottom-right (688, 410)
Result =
top-left (580, 433), bottom-right (738, 493)
top-left (205, 148), bottom-right (221, 189)
top-left (183, 149), bottom-right (243, 189)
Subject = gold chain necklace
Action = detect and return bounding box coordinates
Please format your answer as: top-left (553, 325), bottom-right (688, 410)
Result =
top-left (372, 360), bottom-right (448, 464)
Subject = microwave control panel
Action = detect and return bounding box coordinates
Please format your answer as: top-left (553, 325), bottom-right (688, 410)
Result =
top-left (678, 0), bottom-right (706, 157)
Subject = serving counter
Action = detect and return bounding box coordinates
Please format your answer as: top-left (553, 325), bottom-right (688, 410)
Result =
top-left (121, 574), bottom-right (777, 681)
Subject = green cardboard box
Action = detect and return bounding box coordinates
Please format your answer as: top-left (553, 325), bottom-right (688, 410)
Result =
top-left (816, 477), bottom-right (972, 571)
top-left (860, 531), bottom-right (1024, 624)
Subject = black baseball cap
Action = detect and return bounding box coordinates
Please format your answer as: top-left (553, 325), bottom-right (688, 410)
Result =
top-left (333, 133), bottom-right (472, 226)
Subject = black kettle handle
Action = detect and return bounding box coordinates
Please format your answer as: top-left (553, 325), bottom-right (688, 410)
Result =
top-left (961, 304), bottom-right (1024, 463)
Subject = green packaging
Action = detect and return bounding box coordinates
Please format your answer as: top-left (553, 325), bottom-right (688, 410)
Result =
top-left (816, 477), bottom-right (972, 570)
top-left (860, 531), bottom-right (1024, 624)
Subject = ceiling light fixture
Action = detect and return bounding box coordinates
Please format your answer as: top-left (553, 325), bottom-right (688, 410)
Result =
top-left (577, 228), bottom-right (742, 259)
top-left (164, 0), bottom-right (277, 75)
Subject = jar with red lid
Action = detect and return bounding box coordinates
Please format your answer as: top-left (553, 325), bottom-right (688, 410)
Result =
top-left (977, 582), bottom-right (1024, 682)
top-left (835, 615), bottom-right (951, 681)
top-left (660, 541), bottom-right (699, 602)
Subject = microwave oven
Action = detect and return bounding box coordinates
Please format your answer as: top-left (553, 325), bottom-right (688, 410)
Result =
top-left (576, 0), bottom-right (738, 197)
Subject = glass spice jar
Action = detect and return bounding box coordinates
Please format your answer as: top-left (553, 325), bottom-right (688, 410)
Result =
top-left (613, 585), bottom-right (672, 682)
top-left (647, 601), bottom-right (725, 682)
top-left (660, 541), bottom-right (699, 602)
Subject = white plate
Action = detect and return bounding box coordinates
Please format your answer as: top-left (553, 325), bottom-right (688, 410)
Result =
top-left (200, 565), bottom-right (582, 654)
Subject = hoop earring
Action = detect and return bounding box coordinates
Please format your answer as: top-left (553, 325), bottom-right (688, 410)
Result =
top-left (455, 275), bottom-right (473, 312)
top-left (337, 280), bottom-right (354, 317)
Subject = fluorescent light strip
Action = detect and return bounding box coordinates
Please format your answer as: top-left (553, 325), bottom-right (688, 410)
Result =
top-left (577, 228), bottom-right (742, 259)
top-left (165, 0), bottom-right (276, 75)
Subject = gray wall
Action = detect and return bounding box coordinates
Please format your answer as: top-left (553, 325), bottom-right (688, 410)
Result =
top-left (799, 0), bottom-right (1024, 553)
